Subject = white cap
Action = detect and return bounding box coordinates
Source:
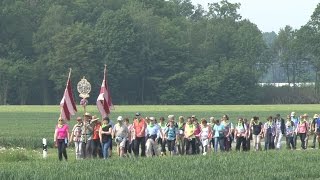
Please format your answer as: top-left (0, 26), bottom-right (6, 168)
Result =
top-left (149, 117), bottom-right (155, 121)
top-left (290, 112), bottom-right (295, 117)
top-left (117, 116), bottom-right (123, 121)
top-left (168, 115), bottom-right (174, 119)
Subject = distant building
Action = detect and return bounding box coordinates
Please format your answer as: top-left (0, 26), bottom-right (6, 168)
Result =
top-left (258, 82), bottom-right (315, 87)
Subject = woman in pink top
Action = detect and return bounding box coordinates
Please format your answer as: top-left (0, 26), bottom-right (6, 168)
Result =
top-left (54, 118), bottom-right (69, 161)
top-left (297, 114), bottom-right (309, 150)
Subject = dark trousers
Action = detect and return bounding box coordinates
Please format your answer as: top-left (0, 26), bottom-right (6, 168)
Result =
top-left (57, 139), bottom-right (67, 161)
top-left (286, 136), bottom-right (294, 149)
top-left (195, 137), bottom-right (201, 154)
top-left (158, 138), bottom-right (166, 154)
top-left (224, 137), bottom-right (232, 151)
top-left (270, 135), bottom-right (275, 149)
top-left (211, 138), bottom-right (215, 149)
top-left (265, 133), bottom-right (273, 150)
top-left (299, 133), bottom-right (307, 149)
top-left (92, 139), bottom-right (103, 158)
top-left (185, 138), bottom-right (196, 155)
top-left (312, 133), bottom-right (317, 148)
top-left (81, 140), bottom-right (92, 159)
top-left (167, 139), bottom-right (175, 151)
top-left (236, 137), bottom-right (246, 151)
top-left (294, 134), bottom-right (298, 149)
top-left (125, 140), bottom-right (134, 154)
top-left (134, 137), bottom-right (146, 157)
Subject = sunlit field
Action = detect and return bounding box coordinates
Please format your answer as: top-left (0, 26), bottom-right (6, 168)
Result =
top-left (0, 105), bottom-right (320, 179)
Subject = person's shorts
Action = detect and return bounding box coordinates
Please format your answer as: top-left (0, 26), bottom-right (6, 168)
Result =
top-left (115, 137), bottom-right (127, 148)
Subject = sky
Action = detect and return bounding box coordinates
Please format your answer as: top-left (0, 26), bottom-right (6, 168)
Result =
top-left (191, 0), bottom-right (319, 33)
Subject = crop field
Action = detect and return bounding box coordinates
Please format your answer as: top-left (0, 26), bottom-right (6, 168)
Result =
top-left (1, 105), bottom-right (320, 179)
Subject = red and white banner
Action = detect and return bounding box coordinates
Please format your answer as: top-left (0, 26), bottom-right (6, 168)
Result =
top-left (60, 69), bottom-right (77, 120)
top-left (97, 65), bottom-right (113, 118)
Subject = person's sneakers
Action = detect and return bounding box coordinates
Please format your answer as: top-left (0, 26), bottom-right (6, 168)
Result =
top-left (202, 152), bottom-right (207, 156)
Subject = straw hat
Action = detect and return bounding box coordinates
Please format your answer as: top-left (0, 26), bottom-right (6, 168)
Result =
top-left (314, 114), bottom-right (319, 119)
top-left (91, 115), bottom-right (99, 122)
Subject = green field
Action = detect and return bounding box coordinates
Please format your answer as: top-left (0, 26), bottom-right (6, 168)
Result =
top-left (0, 105), bottom-right (320, 179)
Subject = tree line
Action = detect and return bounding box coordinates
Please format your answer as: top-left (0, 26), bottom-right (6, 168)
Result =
top-left (1, 0), bottom-right (320, 105)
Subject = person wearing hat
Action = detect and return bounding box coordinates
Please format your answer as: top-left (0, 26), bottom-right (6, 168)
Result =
top-left (53, 117), bottom-right (69, 161)
top-left (310, 114), bottom-right (318, 148)
top-left (273, 114), bottom-right (285, 150)
top-left (113, 116), bottom-right (128, 157)
top-left (81, 112), bottom-right (93, 159)
top-left (69, 117), bottom-right (83, 160)
top-left (297, 114), bottom-right (309, 150)
top-left (133, 112), bottom-right (147, 157)
top-left (146, 117), bottom-right (161, 157)
top-left (91, 116), bottom-right (102, 158)
top-left (99, 117), bottom-right (112, 159)
top-left (290, 112), bottom-right (299, 147)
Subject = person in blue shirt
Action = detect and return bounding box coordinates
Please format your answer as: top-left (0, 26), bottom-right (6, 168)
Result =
top-left (212, 119), bottom-right (225, 153)
top-left (165, 121), bottom-right (178, 156)
top-left (314, 115), bottom-right (320, 149)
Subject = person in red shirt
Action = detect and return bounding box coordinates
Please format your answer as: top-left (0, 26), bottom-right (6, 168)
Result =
top-left (91, 116), bottom-right (102, 158)
top-left (133, 112), bottom-right (147, 157)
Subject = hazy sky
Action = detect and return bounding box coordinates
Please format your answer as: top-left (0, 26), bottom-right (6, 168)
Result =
top-left (191, 0), bottom-right (319, 33)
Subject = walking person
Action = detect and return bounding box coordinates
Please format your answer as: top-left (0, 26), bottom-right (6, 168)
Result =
top-left (113, 116), bottom-right (128, 157)
top-left (273, 114), bottom-right (285, 150)
top-left (81, 112), bottom-right (93, 159)
top-left (290, 112), bottom-right (299, 148)
top-left (158, 117), bottom-right (167, 156)
top-left (264, 116), bottom-right (275, 151)
top-left (221, 115), bottom-right (233, 151)
top-left (184, 117), bottom-right (196, 155)
top-left (212, 119), bottom-right (225, 153)
top-left (146, 117), bottom-right (161, 157)
top-left (297, 114), bottom-right (309, 150)
top-left (314, 114), bottom-right (320, 149)
top-left (99, 117), bottom-right (112, 159)
top-left (54, 117), bottom-right (69, 161)
top-left (192, 115), bottom-right (202, 154)
top-left (133, 112), bottom-right (147, 157)
top-left (311, 114), bottom-right (318, 148)
top-left (251, 116), bottom-right (263, 151)
top-left (69, 117), bottom-right (83, 160)
top-left (244, 118), bottom-right (251, 151)
top-left (234, 118), bottom-right (247, 151)
top-left (199, 119), bottom-right (212, 155)
top-left (165, 120), bottom-right (178, 156)
top-left (91, 116), bottom-right (102, 158)
top-left (208, 117), bottom-right (216, 151)
top-left (124, 117), bottom-right (134, 157)
top-left (177, 116), bottom-right (186, 155)
top-left (285, 116), bottom-right (295, 150)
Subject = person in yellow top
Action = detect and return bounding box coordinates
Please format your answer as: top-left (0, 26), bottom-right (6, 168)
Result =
top-left (184, 117), bottom-right (196, 155)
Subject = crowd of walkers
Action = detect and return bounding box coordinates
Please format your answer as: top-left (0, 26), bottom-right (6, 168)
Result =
top-left (53, 112), bottom-right (320, 160)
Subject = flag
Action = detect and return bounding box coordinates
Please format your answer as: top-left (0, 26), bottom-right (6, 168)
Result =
top-left (97, 65), bottom-right (114, 118)
top-left (60, 69), bottom-right (77, 120)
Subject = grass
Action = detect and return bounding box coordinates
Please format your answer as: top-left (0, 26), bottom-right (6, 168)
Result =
top-left (0, 105), bottom-right (320, 179)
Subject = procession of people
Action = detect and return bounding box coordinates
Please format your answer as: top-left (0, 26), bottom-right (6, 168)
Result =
top-left (53, 112), bottom-right (320, 160)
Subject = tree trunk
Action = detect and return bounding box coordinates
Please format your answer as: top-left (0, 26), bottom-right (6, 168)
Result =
top-left (141, 76), bottom-right (145, 104)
